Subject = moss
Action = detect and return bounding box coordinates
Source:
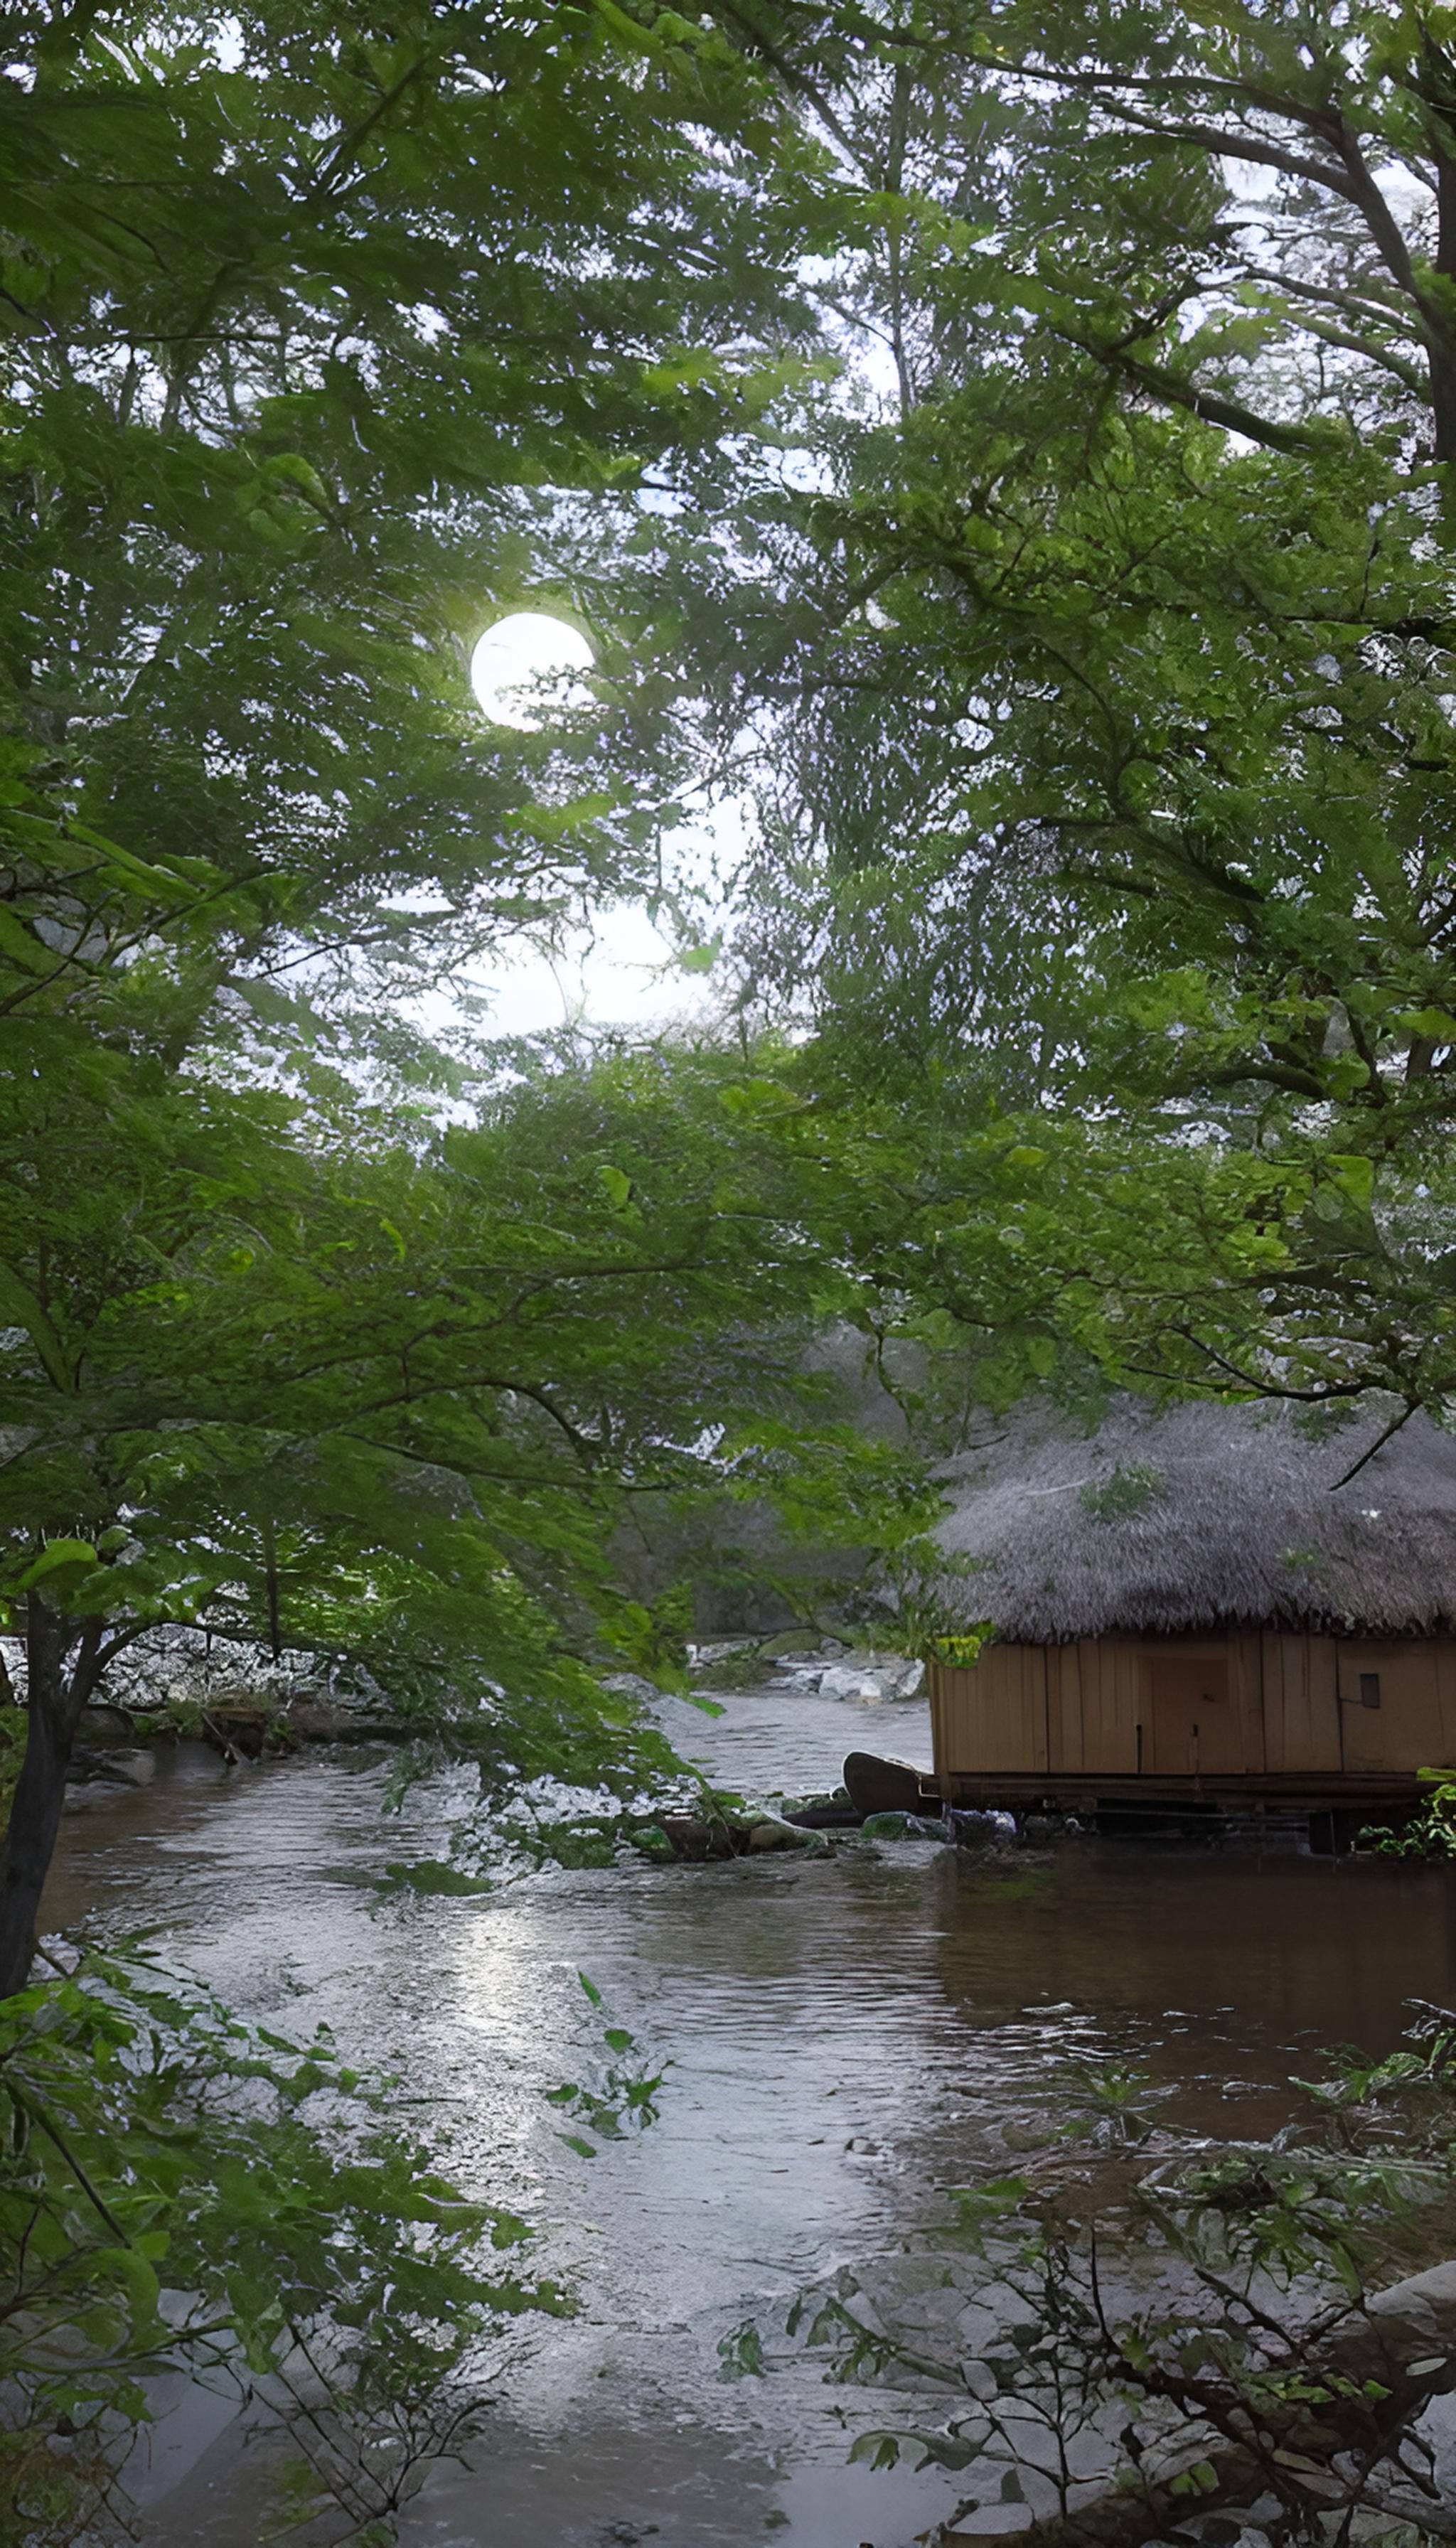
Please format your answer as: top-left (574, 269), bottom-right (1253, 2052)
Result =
top-left (631, 1823), bottom-right (675, 1861)
top-left (381, 1859), bottom-right (494, 1897)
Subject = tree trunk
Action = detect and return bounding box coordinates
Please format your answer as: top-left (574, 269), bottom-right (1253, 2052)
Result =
top-left (1433, 151), bottom-right (1456, 466)
top-left (0, 1597), bottom-right (99, 1998)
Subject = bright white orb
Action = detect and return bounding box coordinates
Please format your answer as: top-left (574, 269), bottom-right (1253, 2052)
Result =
top-left (469, 611), bottom-right (595, 729)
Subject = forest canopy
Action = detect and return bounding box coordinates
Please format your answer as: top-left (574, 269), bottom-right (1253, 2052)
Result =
top-left (10, 8), bottom-right (1456, 2538)
top-left (7, 0), bottom-right (1456, 1946)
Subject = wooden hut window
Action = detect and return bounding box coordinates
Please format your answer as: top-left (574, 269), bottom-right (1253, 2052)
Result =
top-left (1359, 1671), bottom-right (1381, 1711)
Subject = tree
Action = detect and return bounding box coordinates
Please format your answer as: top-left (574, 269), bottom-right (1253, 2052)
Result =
top-left (0, 2), bottom-right (837, 1990)
top-left (682, 2), bottom-right (1456, 1429)
top-left (0, 1028), bottom-right (939, 1993)
top-left (1, 0), bottom-right (816, 1040)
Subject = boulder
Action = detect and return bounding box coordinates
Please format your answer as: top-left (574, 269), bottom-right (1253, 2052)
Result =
top-left (285, 1704), bottom-right (406, 1743)
top-left (661, 1816), bottom-right (712, 1861)
top-left (861, 1810), bottom-right (915, 1839)
top-left (76, 1704), bottom-right (136, 1745)
top-left (106, 1748), bottom-right (156, 1787)
top-left (818, 1665), bottom-right (886, 1703)
top-left (883, 1659), bottom-right (926, 1701)
top-left (746, 1819), bottom-right (812, 1852)
top-left (631, 1823), bottom-right (676, 1862)
top-left (65, 1746), bottom-right (156, 1789)
top-left (862, 1809), bottom-right (946, 1842)
top-left (950, 1807), bottom-right (1009, 1850)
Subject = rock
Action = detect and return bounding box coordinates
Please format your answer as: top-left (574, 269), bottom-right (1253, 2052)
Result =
top-left (747, 1819), bottom-right (811, 1851)
top-left (631, 1823), bottom-right (675, 1861)
top-left (76, 1704), bottom-right (135, 1744)
top-left (65, 1746), bottom-right (156, 1788)
top-left (884, 1658), bottom-right (926, 1701)
top-left (104, 1748), bottom-right (155, 1787)
top-left (1017, 1812), bottom-right (1082, 1847)
top-left (661, 1816), bottom-right (712, 1860)
top-left (860, 1809), bottom-right (947, 1841)
top-left (815, 1654), bottom-right (925, 1703)
top-left (818, 1666), bottom-right (885, 1703)
top-left (284, 1704), bottom-right (407, 1743)
top-left (950, 1808), bottom-right (1008, 1850)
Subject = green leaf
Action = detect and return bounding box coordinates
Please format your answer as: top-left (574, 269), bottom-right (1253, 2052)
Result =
top-left (14, 1539), bottom-right (99, 1591)
top-left (1326, 1155), bottom-right (1375, 1211)
top-left (0, 904), bottom-right (55, 974)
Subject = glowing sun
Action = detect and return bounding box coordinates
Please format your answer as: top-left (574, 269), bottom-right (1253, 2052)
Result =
top-left (469, 611), bottom-right (595, 729)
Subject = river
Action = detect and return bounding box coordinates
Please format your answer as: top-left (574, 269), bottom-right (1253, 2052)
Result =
top-left (42, 1681), bottom-right (1456, 2547)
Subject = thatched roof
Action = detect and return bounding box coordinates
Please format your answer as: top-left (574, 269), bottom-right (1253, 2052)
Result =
top-left (933, 1396), bottom-right (1456, 1642)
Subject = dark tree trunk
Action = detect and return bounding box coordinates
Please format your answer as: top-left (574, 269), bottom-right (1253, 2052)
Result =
top-left (0, 1598), bottom-right (100, 1998)
top-left (262, 1513), bottom-right (282, 1662)
top-left (1433, 152), bottom-right (1456, 466)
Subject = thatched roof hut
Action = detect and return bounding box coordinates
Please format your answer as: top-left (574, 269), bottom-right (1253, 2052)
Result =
top-left (933, 1395), bottom-right (1456, 1643)
top-left (925, 1397), bottom-right (1456, 1824)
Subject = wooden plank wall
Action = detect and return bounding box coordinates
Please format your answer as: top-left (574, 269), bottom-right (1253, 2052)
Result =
top-left (1335, 1641), bottom-right (1456, 1774)
top-left (1262, 1634), bottom-right (1341, 1773)
top-left (930, 1630), bottom-right (1456, 1780)
top-left (1137, 1637), bottom-right (1263, 1775)
top-left (1047, 1642), bottom-right (1138, 1773)
top-left (1228, 1633), bottom-right (1265, 1772)
top-left (933, 1645), bottom-right (1049, 1773)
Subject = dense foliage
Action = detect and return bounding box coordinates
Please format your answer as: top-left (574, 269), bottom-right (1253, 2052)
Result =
top-left (0, 1039), bottom-right (936, 1765)
top-left (1, 0), bottom-right (813, 1030)
top-left (728, 1998), bottom-right (1456, 2539)
top-left (0, 1947), bottom-right (566, 2547)
top-left (0, 0), bottom-right (841, 1979)
top-left (681, 1), bottom-right (1456, 1430)
top-left (10, 1), bottom-right (1456, 2535)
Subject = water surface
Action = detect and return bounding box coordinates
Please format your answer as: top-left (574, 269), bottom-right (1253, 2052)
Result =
top-left (43, 1682), bottom-right (1456, 2547)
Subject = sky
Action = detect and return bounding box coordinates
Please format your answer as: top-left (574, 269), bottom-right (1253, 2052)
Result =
top-left (463, 611), bottom-right (739, 1039)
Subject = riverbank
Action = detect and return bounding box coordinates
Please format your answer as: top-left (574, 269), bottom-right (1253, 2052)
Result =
top-left (53, 1638), bottom-right (938, 1867)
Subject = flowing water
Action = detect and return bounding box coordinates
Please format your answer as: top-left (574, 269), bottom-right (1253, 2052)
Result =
top-left (41, 1682), bottom-right (1456, 2548)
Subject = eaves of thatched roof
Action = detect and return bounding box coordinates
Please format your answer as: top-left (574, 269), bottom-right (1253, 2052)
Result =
top-left (933, 1396), bottom-right (1456, 1642)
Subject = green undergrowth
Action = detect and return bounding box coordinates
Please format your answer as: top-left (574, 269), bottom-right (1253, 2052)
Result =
top-left (1361, 1769), bottom-right (1456, 1859)
top-left (0, 1947), bottom-right (567, 2547)
top-left (545, 1974), bottom-right (668, 2158)
top-left (687, 1644), bottom-right (778, 1693)
top-left (723, 2001), bottom-right (1456, 2542)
